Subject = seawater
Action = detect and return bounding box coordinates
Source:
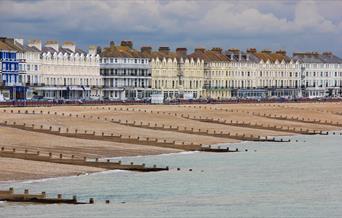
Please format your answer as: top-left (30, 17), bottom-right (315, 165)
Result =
top-left (0, 134), bottom-right (342, 218)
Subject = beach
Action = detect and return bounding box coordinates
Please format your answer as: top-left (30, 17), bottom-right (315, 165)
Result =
top-left (1, 101), bottom-right (342, 182)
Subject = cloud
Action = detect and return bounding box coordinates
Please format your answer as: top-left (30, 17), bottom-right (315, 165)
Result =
top-left (294, 0), bottom-right (336, 33)
top-left (0, 0), bottom-right (341, 56)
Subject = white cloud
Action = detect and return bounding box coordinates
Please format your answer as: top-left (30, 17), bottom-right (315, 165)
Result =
top-left (294, 0), bottom-right (336, 33)
top-left (0, 0), bottom-right (341, 55)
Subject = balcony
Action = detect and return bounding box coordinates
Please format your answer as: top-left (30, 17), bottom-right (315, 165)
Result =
top-left (103, 85), bottom-right (152, 89)
top-left (25, 83), bottom-right (46, 87)
top-left (205, 86), bottom-right (230, 91)
top-left (101, 73), bottom-right (152, 78)
top-left (100, 63), bottom-right (150, 69)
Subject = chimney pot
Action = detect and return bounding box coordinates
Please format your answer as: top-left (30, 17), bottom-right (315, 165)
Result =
top-left (211, 47), bottom-right (222, 54)
top-left (141, 46), bottom-right (152, 53)
top-left (121, 41), bottom-right (133, 49)
top-left (247, 48), bottom-right (257, 54)
top-left (276, 50), bottom-right (287, 56)
top-left (195, 48), bottom-right (205, 53)
top-left (176, 47), bottom-right (187, 56)
top-left (159, 47), bottom-right (170, 53)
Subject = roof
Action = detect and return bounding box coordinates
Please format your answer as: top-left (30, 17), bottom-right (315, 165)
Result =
top-left (41, 46), bottom-right (86, 55)
top-left (101, 44), bottom-right (145, 58)
top-left (0, 41), bottom-right (16, 51)
top-left (0, 38), bottom-right (40, 53)
top-left (247, 50), bottom-right (291, 63)
top-left (292, 52), bottom-right (342, 64)
top-left (188, 48), bottom-right (230, 62)
top-left (42, 46), bottom-right (57, 53)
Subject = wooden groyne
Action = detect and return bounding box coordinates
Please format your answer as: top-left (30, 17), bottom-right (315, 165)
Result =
top-left (177, 105), bottom-right (334, 133)
top-left (200, 145), bottom-right (239, 152)
top-left (251, 112), bottom-right (341, 129)
top-left (191, 105), bottom-right (341, 129)
top-left (0, 147), bottom-right (169, 172)
top-left (0, 107), bottom-right (291, 146)
top-left (0, 188), bottom-right (92, 204)
top-left (182, 115), bottom-right (324, 135)
top-left (0, 121), bottom-right (203, 151)
top-left (109, 118), bottom-right (263, 141)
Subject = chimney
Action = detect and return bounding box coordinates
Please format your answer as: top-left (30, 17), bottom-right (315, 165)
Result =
top-left (141, 46), bottom-right (152, 53)
top-left (261, 49), bottom-right (272, 54)
top-left (176, 48), bottom-right (187, 57)
top-left (62, 41), bottom-right (76, 53)
top-left (159, 47), bottom-right (170, 53)
top-left (14, 38), bottom-right (24, 46)
top-left (28, 39), bottom-right (42, 51)
top-left (121, 41), bottom-right (133, 49)
top-left (211, 47), bottom-right (222, 54)
top-left (45, 40), bottom-right (59, 51)
top-left (276, 50), bottom-right (286, 56)
top-left (88, 45), bottom-right (97, 56)
top-left (195, 48), bottom-right (205, 53)
top-left (228, 48), bottom-right (240, 53)
top-left (246, 48), bottom-right (257, 54)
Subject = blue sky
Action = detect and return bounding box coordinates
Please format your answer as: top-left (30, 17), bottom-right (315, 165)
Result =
top-left (1, 0), bottom-right (342, 56)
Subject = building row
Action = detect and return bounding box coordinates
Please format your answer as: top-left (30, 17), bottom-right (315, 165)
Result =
top-left (1, 37), bottom-right (342, 101)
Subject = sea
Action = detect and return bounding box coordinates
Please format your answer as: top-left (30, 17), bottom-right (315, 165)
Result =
top-left (0, 133), bottom-right (341, 218)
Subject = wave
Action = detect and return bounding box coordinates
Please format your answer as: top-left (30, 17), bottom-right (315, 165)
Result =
top-left (20, 169), bottom-right (128, 184)
top-left (93, 169), bottom-right (127, 175)
top-left (21, 175), bottom-right (81, 184)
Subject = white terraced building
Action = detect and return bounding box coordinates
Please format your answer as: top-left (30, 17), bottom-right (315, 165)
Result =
top-left (2, 36), bottom-right (342, 101)
top-left (292, 52), bottom-right (342, 98)
top-left (28, 40), bottom-right (102, 100)
top-left (100, 41), bottom-right (152, 100)
top-left (143, 46), bottom-right (205, 100)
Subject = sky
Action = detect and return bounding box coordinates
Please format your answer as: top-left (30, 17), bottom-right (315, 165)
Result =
top-left (1, 0), bottom-right (342, 56)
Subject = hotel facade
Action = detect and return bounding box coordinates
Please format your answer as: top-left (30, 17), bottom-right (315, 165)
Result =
top-left (0, 37), bottom-right (342, 101)
top-left (100, 41), bottom-right (152, 100)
